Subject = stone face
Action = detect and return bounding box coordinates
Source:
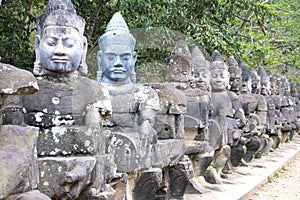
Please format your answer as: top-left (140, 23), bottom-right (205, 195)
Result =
top-left (165, 41), bottom-right (192, 83)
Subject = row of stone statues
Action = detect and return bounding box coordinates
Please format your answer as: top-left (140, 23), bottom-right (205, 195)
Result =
top-left (1, 0), bottom-right (299, 199)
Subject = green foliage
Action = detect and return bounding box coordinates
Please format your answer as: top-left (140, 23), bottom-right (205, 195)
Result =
top-left (0, 0), bottom-right (299, 82)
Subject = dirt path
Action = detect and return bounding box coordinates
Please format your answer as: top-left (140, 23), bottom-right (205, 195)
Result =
top-left (248, 152), bottom-right (300, 200)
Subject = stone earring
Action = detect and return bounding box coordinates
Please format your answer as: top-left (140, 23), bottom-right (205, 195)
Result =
top-left (130, 71), bottom-right (136, 83)
top-left (33, 61), bottom-right (43, 76)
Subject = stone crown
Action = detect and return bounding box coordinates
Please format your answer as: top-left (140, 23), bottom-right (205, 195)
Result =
top-left (36, 0), bottom-right (85, 36)
top-left (98, 12), bottom-right (136, 50)
top-left (210, 50), bottom-right (228, 70)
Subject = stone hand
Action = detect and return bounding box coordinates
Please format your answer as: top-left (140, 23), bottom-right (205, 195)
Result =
top-left (57, 166), bottom-right (87, 200)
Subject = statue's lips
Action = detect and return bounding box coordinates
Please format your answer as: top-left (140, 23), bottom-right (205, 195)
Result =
top-left (111, 68), bottom-right (127, 73)
top-left (51, 57), bottom-right (69, 63)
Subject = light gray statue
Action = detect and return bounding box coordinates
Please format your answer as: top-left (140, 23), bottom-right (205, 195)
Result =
top-left (257, 66), bottom-right (278, 149)
top-left (204, 50), bottom-right (233, 184)
top-left (97, 12), bottom-right (136, 84)
top-left (97, 12), bottom-right (173, 200)
top-left (4, 1), bottom-right (115, 199)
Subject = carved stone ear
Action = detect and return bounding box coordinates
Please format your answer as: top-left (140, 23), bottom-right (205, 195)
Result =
top-left (96, 51), bottom-right (103, 82)
top-left (78, 36), bottom-right (88, 76)
top-left (33, 35), bottom-right (43, 76)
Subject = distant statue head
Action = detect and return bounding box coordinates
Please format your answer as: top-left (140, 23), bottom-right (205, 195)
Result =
top-left (227, 56), bottom-right (241, 93)
top-left (209, 50), bottom-right (229, 92)
top-left (250, 69), bottom-right (261, 94)
top-left (290, 82), bottom-right (298, 97)
top-left (165, 40), bottom-right (192, 84)
top-left (239, 60), bottom-right (252, 94)
top-left (97, 12), bottom-right (137, 84)
top-left (270, 75), bottom-right (279, 95)
top-left (257, 66), bottom-right (270, 95)
top-left (34, 0), bottom-right (88, 76)
top-left (281, 75), bottom-right (291, 96)
top-left (191, 46), bottom-right (210, 91)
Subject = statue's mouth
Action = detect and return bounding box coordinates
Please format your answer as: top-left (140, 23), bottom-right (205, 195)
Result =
top-left (111, 68), bottom-right (127, 73)
top-left (52, 57), bottom-right (69, 63)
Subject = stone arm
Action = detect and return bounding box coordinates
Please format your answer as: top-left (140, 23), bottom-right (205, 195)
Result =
top-left (137, 86), bottom-right (160, 127)
top-left (138, 108), bottom-right (157, 127)
top-left (231, 98), bottom-right (247, 127)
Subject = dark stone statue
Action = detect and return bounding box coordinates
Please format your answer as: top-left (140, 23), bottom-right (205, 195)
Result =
top-left (238, 61), bottom-right (272, 159)
top-left (4, 1), bottom-right (115, 199)
top-left (225, 58), bottom-right (261, 165)
top-left (257, 67), bottom-right (278, 150)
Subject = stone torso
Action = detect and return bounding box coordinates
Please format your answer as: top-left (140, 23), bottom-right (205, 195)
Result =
top-left (104, 84), bottom-right (159, 132)
top-left (21, 76), bottom-right (111, 127)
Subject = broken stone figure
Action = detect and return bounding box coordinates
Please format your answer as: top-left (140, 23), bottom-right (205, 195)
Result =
top-left (3, 1), bottom-right (115, 199)
top-left (238, 61), bottom-right (272, 159)
top-left (257, 67), bottom-right (278, 151)
top-left (0, 62), bottom-right (52, 199)
top-left (226, 58), bottom-right (260, 165)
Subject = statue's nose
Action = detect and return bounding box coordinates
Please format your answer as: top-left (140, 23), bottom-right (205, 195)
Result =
top-left (54, 41), bottom-right (66, 56)
top-left (113, 56), bottom-right (122, 67)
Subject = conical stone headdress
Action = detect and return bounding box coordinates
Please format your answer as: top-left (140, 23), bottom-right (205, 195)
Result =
top-left (191, 46), bottom-right (209, 73)
top-left (36, 0), bottom-right (85, 36)
top-left (210, 50), bottom-right (227, 70)
top-left (257, 66), bottom-right (269, 82)
top-left (239, 60), bottom-right (250, 82)
top-left (98, 12), bottom-right (136, 50)
top-left (227, 56), bottom-right (241, 76)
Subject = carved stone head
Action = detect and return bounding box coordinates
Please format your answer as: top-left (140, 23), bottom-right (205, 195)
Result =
top-left (227, 56), bottom-right (241, 93)
top-left (209, 50), bottom-right (229, 92)
top-left (97, 12), bottom-right (137, 84)
top-left (191, 46), bottom-right (210, 91)
top-left (239, 60), bottom-right (252, 94)
top-left (250, 69), bottom-right (261, 94)
top-left (165, 40), bottom-right (192, 84)
top-left (290, 82), bottom-right (298, 97)
top-left (258, 66), bottom-right (270, 95)
top-left (34, 0), bottom-right (88, 76)
top-left (270, 75), bottom-right (279, 95)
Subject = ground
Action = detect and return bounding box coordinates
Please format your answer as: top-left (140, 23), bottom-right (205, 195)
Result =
top-left (248, 151), bottom-right (300, 200)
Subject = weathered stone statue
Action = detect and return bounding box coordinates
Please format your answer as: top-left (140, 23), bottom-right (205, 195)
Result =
top-left (97, 12), bottom-right (187, 199)
top-left (276, 75), bottom-right (296, 144)
top-left (226, 58), bottom-right (261, 165)
top-left (250, 69), bottom-right (261, 95)
top-left (0, 62), bottom-right (51, 199)
top-left (4, 1), bottom-right (115, 199)
top-left (238, 61), bottom-right (272, 159)
top-left (185, 46), bottom-right (225, 192)
top-left (257, 66), bottom-right (278, 150)
top-left (203, 50), bottom-right (233, 184)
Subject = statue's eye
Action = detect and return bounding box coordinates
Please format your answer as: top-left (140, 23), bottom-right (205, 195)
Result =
top-left (107, 55), bottom-right (115, 61)
top-left (47, 38), bottom-right (57, 46)
top-left (64, 39), bottom-right (76, 48)
top-left (121, 54), bottom-right (131, 61)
